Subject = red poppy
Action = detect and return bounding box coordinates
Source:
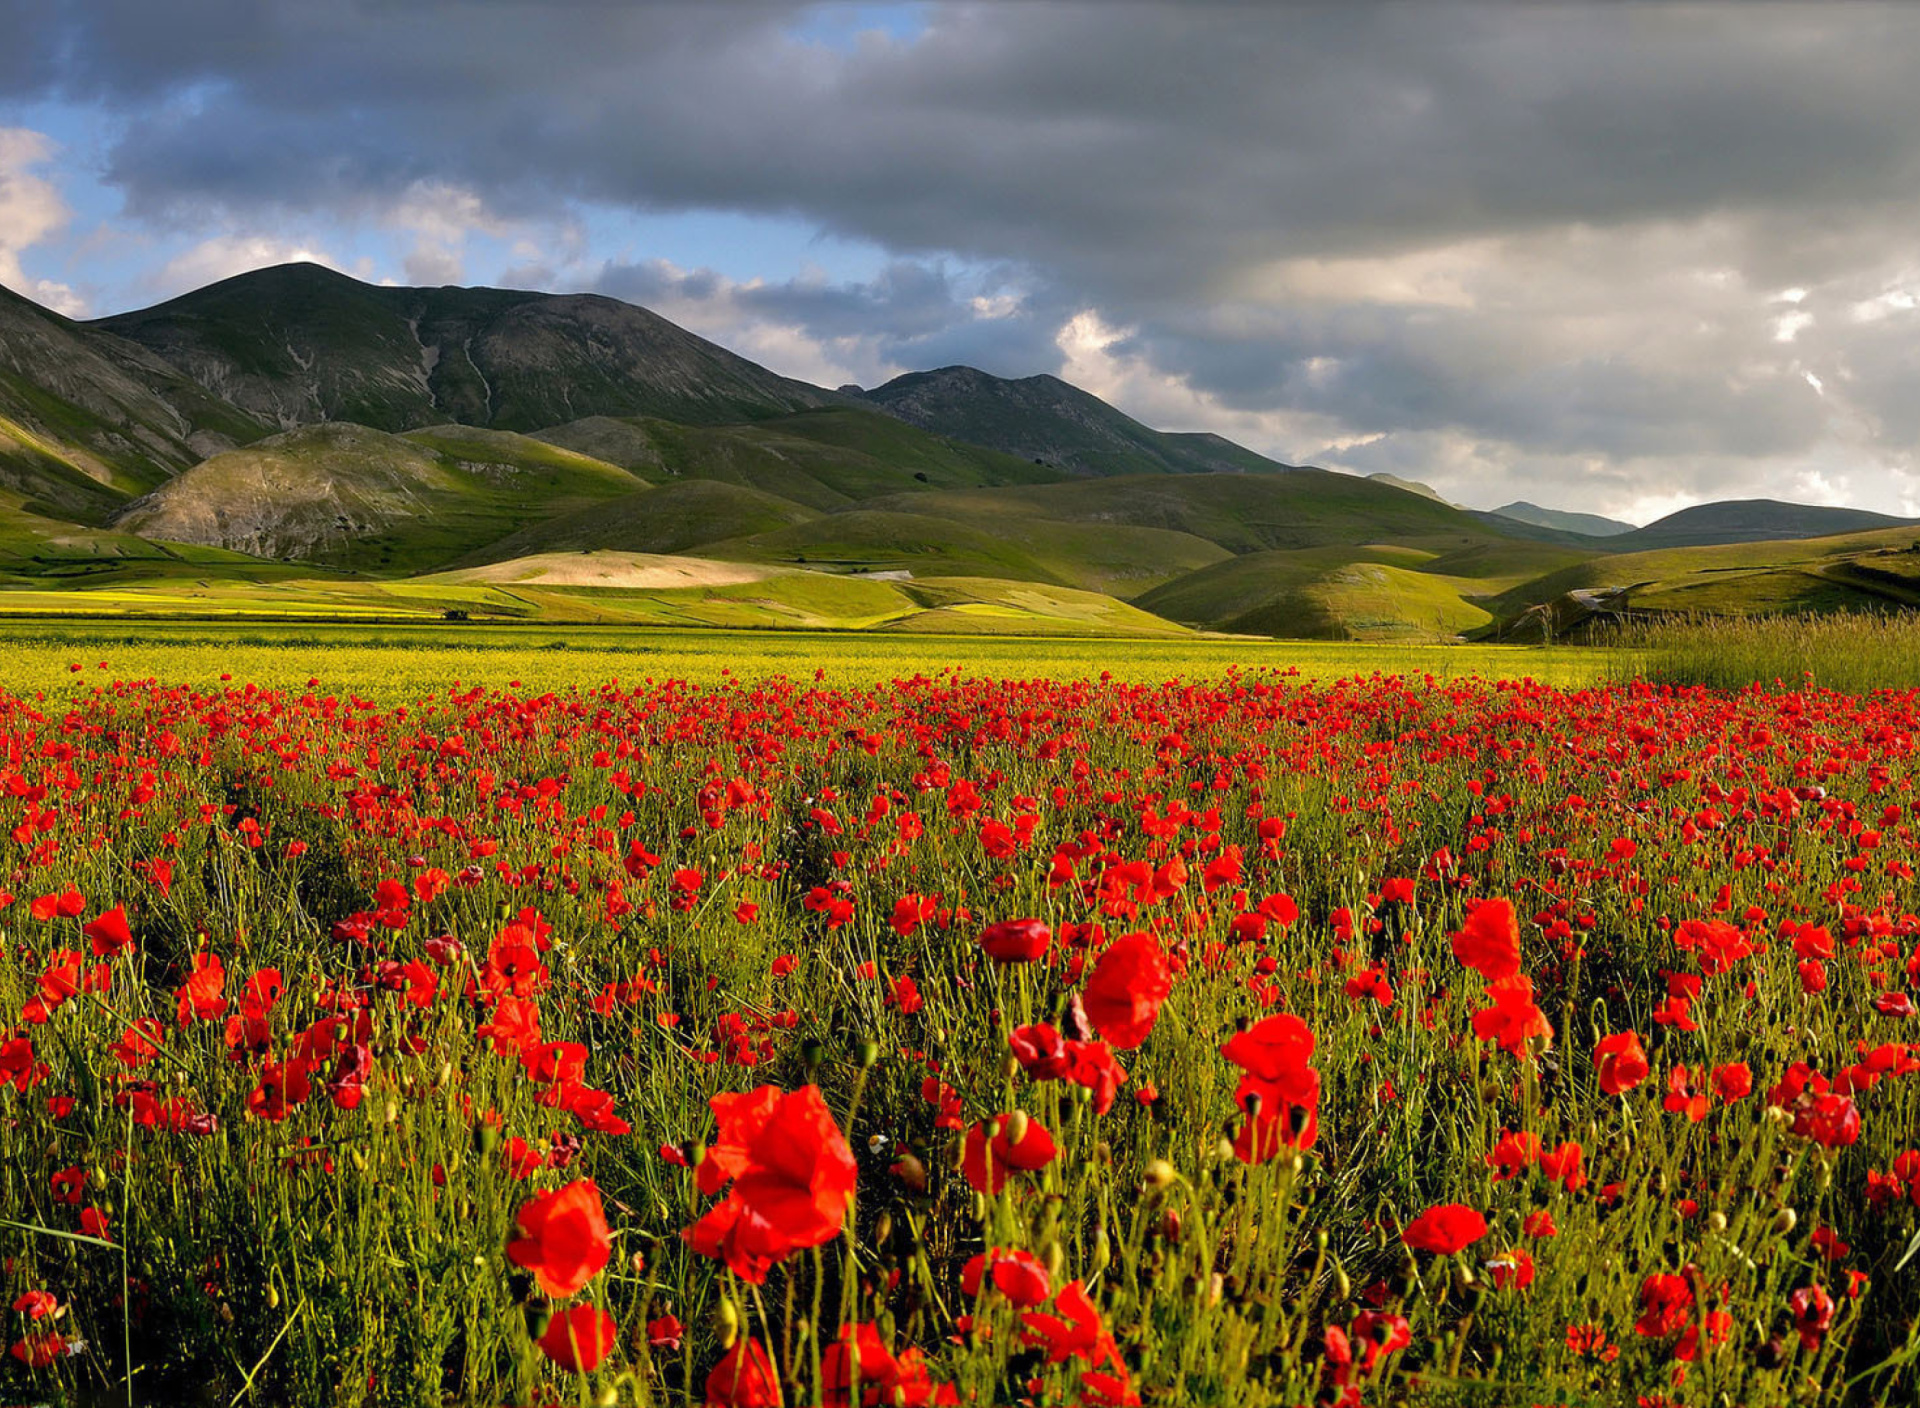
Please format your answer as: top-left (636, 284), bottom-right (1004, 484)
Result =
top-left (980, 918), bottom-right (1052, 963)
top-left (962, 1247), bottom-right (1053, 1307)
top-left (961, 1112), bottom-right (1058, 1194)
top-left (1634, 1271), bottom-right (1694, 1338)
top-left (1401, 1203), bottom-right (1487, 1254)
top-left (1451, 898), bottom-right (1521, 982)
top-left (1082, 933), bottom-right (1172, 1050)
top-left (538, 1304), bottom-right (617, 1372)
top-left (704, 1338), bottom-right (780, 1407)
top-left (83, 906), bottom-right (134, 958)
top-left (728, 1086), bottom-right (858, 1249)
top-left (1593, 1030), bottom-right (1649, 1095)
top-left (506, 1179), bottom-right (612, 1298)
top-left (1470, 975), bottom-right (1553, 1054)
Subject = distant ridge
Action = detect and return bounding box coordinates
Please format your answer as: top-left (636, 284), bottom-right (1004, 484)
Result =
top-left (857, 364), bottom-right (1302, 477)
top-left (1607, 498), bottom-right (1914, 551)
top-left (1492, 500), bottom-right (1635, 537)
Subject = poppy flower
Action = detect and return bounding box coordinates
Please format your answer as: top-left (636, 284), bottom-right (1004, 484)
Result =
top-left (1401, 1203), bottom-right (1487, 1254)
top-left (961, 1112), bottom-right (1058, 1194)
top-left (538, 1304), bottom-right (617, 1372)
top-left (506, 1179), bottom-right (612, 1298)
top-left (1470, 976), bottom-right (1553, 1054)
top-left (962, 1247), bottom-right (1053, 1307)
top-left (1593, 1030), bottom-right (1650, 1095)
top-left (1451, 898), bottom-right (1521, 982)
top-left (980, 918), bottom-right (1052, 963)
top-left (1634, 1271), bottom-right (1694, 1338)
top-left (83, 906), bottom-right (134, 958)
top-left (1082, 933), bottom-right (1172, 1050)
top-left (704, 1338), bottom-right (779, 1407)
top-left (728, 1086), bottom-right (857, 1249)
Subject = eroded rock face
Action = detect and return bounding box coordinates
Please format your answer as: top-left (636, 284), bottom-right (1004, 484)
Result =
top-left (112, 424), bottom-right (454, 560)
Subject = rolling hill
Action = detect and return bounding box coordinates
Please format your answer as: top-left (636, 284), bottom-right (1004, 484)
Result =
top-left (1491, 500), bottom-right (1636, 537)
top-left (1605, 499), bottom-right (1913, 551)
top-left (112, 422), bottom-right (642, 572)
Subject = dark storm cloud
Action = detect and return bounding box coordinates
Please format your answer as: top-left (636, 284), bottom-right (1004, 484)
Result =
top-left (10, 1), bottom-right (1920, 509)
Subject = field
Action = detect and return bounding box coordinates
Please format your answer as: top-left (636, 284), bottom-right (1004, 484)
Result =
top-left (2, 625), bottom-right (1918, 1406)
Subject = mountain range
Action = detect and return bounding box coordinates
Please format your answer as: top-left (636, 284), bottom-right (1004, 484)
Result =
top-left (0, 261), bottom-right (1914, 639)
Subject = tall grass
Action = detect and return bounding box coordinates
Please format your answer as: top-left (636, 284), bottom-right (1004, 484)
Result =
top-left (1610, 611), bottom-right (1920, 693)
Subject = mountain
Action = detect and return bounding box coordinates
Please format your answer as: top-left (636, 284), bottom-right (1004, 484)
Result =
top-left (1605, 499), bottom-right (1914, 551)
top-left (93, 262), bottom-right (848, 435)
top-left (1491, 500), bottom-right (1635, 537)
top-left (855, 365), bottom-right (1303, 477)
top-left (113, 421), bottom-right (642, 572)
top-left (0, 282), bottom-right (268, 521)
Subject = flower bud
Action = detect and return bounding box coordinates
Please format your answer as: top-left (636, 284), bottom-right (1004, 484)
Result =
top-left (1144, 1159), bottom-right (1177, 1189)
top-left (1771, 1207), bottom-right (1798, 1235)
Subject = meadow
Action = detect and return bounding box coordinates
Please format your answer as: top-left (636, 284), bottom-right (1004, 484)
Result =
top-left (1, 622), bottom-right (1917, 1406)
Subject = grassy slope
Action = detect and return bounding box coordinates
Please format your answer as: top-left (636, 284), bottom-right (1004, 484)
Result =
top-left (1136, 546), bottom-right (1495, 640)
top-left (691, 505), bottom-right (1229, 597)
top-left (459, 480), bottom-right (821, 563)
top-left (1491, 524), bottom-right (1920, 618)
top-left (856, 470), bottom-right (1497, 556)
top-left (112, 423), bottom-right (645, 574)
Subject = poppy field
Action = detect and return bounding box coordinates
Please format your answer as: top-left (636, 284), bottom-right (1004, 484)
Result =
top-left (3, 661), bottom-right (1920, 1406)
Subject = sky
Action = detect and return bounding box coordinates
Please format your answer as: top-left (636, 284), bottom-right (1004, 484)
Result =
top-left (4, 2), bottom-right (1920, 524)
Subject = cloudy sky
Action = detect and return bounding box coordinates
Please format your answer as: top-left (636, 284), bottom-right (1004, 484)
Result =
top-left (4, 2), bottom-right (1920, 522)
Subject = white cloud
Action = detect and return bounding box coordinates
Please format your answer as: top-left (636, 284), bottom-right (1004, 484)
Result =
top-left (0, 127), bottom-right (86, 315)
top-left (152, 234), bottom-right (345, 299)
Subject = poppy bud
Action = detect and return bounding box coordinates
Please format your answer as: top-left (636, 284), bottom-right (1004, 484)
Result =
top-left (1004, 1109), bottom-right (1031, 1149)
top-left (891, 1152), bottom-right (928, 1193)
top-left (801, 1038), bottom-right (825, 1072)
top-left (874, 1212), bottom-right (893, 1246)
top-left (594, 1387), bottom-right (618, 1408)
top-left (267, 1284), bottom-right (280, 1310)
top-left (1090, 1227), bottom-right (1111, 1278)
top-left (1707, 1211), bottom-right (1728, 1233)
top-left (384, 1099), bottom-right (399, 1124)
top-left (857, 1038), bottom-right (880, 1068)
top-left (476, 1124), bottom-right (500, 1157)
top-left (1333, 1263), bottom-right (1352, 1300)
top-left (1771, 1207), bottom-right (1798, 1235)
top-left (1145, 1159), bottom-right (1176, 1189)
top-left (689, 1140), bottom-right (708, 1169)
top-left (715, 1295), bottom-right (740, 1348)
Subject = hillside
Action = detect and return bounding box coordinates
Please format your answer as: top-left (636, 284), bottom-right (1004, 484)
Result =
top-left (1491, 500), bottom-right (1635, 537)
top-left (94, 262), bottom-right (848, 434)
top-left (0, 283), bottom-right (267, 519)
top-left (1606, 498), bottom-right (1912, 550)
top-left (856, 365), bottom-right (1304, 477)
top-left (854, 469), bottom-right (1499, 556)
top-left (112, 422), bottom-right (642, 572)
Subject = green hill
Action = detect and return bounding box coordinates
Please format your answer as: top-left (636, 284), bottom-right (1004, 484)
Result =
top-left (464, 480), bottom-right (819, 562)
top-left (855, 469), bottom-right (1496, 556)
top-left (694, 506), bottom-right (1226, 597)
top-left (111, 422), bottom-right (643, 573)
top-left (1606, 499), bottom-right (1912, 550)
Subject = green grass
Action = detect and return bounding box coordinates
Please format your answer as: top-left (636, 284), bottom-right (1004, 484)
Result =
top-left (1609, 611), bottom-right (1920, 692)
